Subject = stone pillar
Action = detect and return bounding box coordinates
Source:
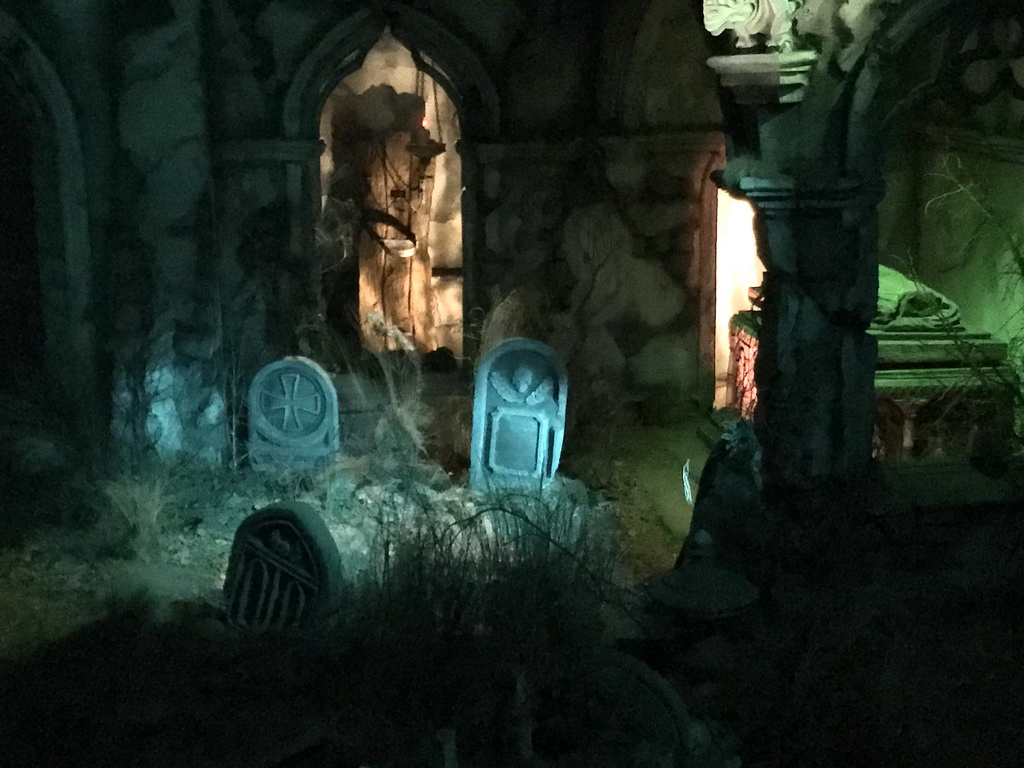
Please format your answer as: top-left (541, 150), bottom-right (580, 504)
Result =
top-left (212, 138), bottom-right (323, 463)
top-left (733, 176), bottom-right (881, 487)
top-left (699, 3), bottom-right (884, 487)
top-left (110, 0), bottom-right (225, 465)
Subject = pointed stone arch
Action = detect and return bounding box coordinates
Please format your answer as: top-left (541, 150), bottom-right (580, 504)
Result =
top-left (280, 3), bottom-right (499, 358)
top-left (282, 4), bottom-right (499, 140)
top-left (602, 0), bottom-right (721, 131)
top-left (0, 11), bottom-right (99, 439)
top-left (844, 0), bottom-right (1016, 178)
top-left (841, 0), bottom-right (1024, 465)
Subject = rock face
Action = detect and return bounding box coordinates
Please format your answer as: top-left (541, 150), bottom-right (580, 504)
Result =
top-left (108, 0), bottom-right (226, 465)
top-left (4, 0), bottom-right (736, 465)
top-left (10, 0), bottom-right (961, 485)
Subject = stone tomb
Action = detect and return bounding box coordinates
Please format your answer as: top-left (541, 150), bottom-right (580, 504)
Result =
top-left (224, 501), bottom-right (344, 630)
top-left (470, 338), bottom-right (568, 489)
top-left (247, 356), bottom-right (340, 470)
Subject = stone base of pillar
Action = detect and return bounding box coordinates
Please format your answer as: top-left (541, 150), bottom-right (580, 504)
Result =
top-left (754, 283), bottom-right (877, 486)
top-left (732, 175), bottom-right (882, 489)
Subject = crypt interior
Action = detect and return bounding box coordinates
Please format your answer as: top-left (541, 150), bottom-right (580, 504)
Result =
top-left (1, 1), bottom-right (1023, 767)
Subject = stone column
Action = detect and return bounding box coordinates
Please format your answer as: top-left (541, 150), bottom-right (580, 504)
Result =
top-left (212, 138), bottom-right (322, 464)
top-left (111, 0), bottom-right (224, 465)
top-left (699, 2), bottom-right (885, 487)
top-left (733, 176), bottom-right (881, 486)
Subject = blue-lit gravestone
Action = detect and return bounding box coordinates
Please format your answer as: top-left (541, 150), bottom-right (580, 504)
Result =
top-left (247, 356), bottom-right (340, 470)
top-left (470, 338), bottom-right (568, 490)
top-left (224, 501), bottom-right (344, 630)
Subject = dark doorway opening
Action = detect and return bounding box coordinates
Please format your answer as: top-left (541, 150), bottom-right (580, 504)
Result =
top-left (0, 84), bottom-right (45, 395)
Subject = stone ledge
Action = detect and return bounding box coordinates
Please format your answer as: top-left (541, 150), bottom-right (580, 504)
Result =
top-left (469, 132), bottom-right (725, 165)
top-left (707, 49), bottom-right (818, 105)
top-left (214, 139), bottom-right (323, 166)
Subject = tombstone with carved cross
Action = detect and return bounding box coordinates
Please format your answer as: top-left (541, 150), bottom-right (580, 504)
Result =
top-left (470, 338), bottom-right (568, 490)
top-left (247, 356), bottom-right (341, 471)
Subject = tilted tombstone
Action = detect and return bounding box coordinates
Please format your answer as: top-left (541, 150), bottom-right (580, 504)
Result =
top-left (470, 338), bottom-right (568, 490)
top-left (247, 356), bottom-right (340, 470)
top-left (223, 501), bottom-right (344, 630)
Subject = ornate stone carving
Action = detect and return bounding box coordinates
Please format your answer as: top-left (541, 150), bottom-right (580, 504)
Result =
top-left (702, 0), bottom-right (799, 51)
top-left (469, 338), bottom-right (568, 490)
top-left (247, 356), bottom-right (341, 470)
top-left (223, 501), bottom-right (344, 630)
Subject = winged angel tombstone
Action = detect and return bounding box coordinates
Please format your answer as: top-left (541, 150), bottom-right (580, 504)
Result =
top-left (470, 338), bottom-right (568, 490)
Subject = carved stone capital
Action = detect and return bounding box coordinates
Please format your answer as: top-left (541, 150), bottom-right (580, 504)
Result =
top-left (730, 175), bottom-right (880, 212)
top-left (706, 49), bottom-right (818, 105)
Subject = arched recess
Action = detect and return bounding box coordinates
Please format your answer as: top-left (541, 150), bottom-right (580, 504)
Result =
top-left (844, 0), bottom-right (1002, 178)
top-left (0, 12), bottom-right (98, 440)
top-left (283, 5), bottom-right (498, 140)
top-left (281, 4), bottom-right (499, 358)
top-left (316, 34), bottom-right (464, 356)
top-left (844, 0), bottom-right (1024, 459)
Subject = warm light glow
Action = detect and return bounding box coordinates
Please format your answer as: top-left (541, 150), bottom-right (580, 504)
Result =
top-left (432, 276), bottom-right (464, 357)
top-left (324, 30), bottom-right (464, 354)
top-left (715, 190), bottom-right (761, 408)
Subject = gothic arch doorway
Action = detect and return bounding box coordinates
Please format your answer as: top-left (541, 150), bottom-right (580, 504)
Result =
top-left (316, 31), bottom-right (464, 357)
top-left (0, 11), bottom-right (98, 441)
top-left (283, 4), bottom-right (499, 365)
top-left (0, 79), bottom-right (45, 389)
top-left (849, 0), bottom-right (1024, 460)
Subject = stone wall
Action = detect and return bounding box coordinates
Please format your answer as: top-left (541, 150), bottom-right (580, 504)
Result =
top-left (875, 4), bottom-right (1024, 367)
top-left (471, 133), bottom-right (723, 421)
top-left (602, 0), bottom-right (722, 131)
top-left (0, 0), bottom-right (731, 462)
top-left (108, 0), bottom-right (225, 464)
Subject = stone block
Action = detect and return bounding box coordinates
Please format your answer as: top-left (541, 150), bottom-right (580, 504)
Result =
top-left (485, 210), bottom-right (502, 252)
top-left (223, 501), bottom-right (343, 630)
top-left (605, 144), bottom-right (648, 196)
top-left (626, 200), bottom-right (696, 237)
top-left (142, 141), bottom-right (209, 232)
top-left (484, 167), bottom-right (502, 200)
top-left (626, 258), bottom-right (685, 328)
top-left (120, 67), bottom-right (204, 173)
top-left (470, 338), bottom-right (568, 490)
top-left (332, 372), bottom-right (384, 454)
top-left (629, 331), bottom-right (699, 390)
